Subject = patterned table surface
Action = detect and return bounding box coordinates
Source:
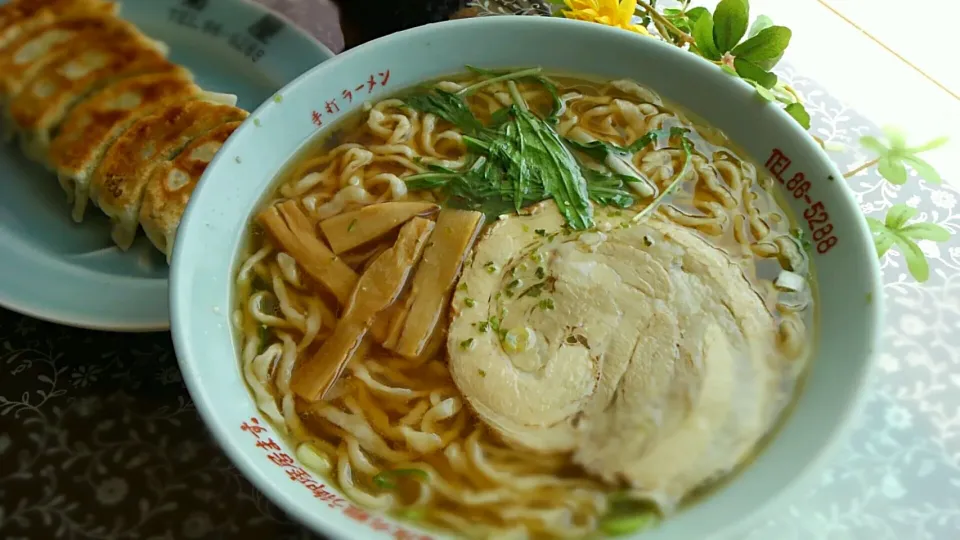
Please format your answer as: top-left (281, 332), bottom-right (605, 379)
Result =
top-left (2, 1), bottom-right (959, 539)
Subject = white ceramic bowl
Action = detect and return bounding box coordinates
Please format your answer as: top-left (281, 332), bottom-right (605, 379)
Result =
top-left (171, 15), bottom-right (883, 540)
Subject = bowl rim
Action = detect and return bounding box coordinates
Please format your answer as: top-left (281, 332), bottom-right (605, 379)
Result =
top-left (170, 14), bottom-right (883, 540)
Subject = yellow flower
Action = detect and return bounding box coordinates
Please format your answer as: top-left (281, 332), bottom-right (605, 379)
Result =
top-left (562, 0), bottom-right (651, 36)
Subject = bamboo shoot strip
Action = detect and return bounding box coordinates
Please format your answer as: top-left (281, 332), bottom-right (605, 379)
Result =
top-left (388, 209), bottom-right (485, 357)
top-left (291, 217), bottom-right (435, 402)
top-left (319, 201), bottom-right (440, 254)
top-left (257, 200), bottom-right (358, 305)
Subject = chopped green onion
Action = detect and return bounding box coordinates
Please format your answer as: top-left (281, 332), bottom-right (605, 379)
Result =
top-left (599, 513), bottom-right (658, 536)
top-left (373, 469), bottom-right (429, 490)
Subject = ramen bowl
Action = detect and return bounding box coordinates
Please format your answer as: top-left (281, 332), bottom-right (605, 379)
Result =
top-left (170, 15), bottom-right (882, 540)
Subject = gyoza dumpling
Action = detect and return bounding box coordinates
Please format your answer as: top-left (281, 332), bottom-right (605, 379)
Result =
top-left (0, 0), bottom-right (116, 51)
top-left (139, 121), bottom-right (243, 260)
top-left (5, 32), bottom-right (177, 162)
top-left (0, 15), bottom-right (147, 105)
top-left (89, 100), bottom-right (248, 250)
top-left (48, 70), bottom-right (218, 222)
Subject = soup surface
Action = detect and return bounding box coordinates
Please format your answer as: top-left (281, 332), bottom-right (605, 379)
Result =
top-left (234, 68), bottom-right (815, 539)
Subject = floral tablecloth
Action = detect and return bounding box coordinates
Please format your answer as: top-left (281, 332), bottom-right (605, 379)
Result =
top-left (2, 1), bottom-right (959, 539)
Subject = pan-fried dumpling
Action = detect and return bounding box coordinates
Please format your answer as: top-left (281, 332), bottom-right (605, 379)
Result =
top-left (0, 15), bottom-right (147, 105)
top-left (0, 0), bottom-right (116, 51)
top-left (5, 33), bottom-right (177, 162)
top-left (140, 121), bottom-right (243, 260)
top-left (49, 70), bottom-right (209, 222)
top-left (89, 100), bottom-right (248, 250)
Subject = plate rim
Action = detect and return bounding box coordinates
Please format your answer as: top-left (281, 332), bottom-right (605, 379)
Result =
top-left (0, 0), bottom-right (336, 332)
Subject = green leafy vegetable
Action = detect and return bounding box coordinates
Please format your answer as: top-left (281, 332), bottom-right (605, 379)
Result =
top-left (867, 204), bottom-right (951, 282)
top-left (464, 65), bottom-right (563, 118)
top-left (747, 14), bottom-right (774, 38)
top-left (582, 169), bottom-right (637, 208)
top-left (404, 68), bottom-right (604, 230)
top-left (734, 57), bottom-right (777, 88)
top-left (751, 83), bottom-right (776, 101)
top-left (712, 0), bottom-right (749, 53)
top-left (662, 6), bottom-right (710, 34)
top-left (692, 12), bottom-right (722, 60)
top-left (784, 102), bottom-right (811, 129)
top-left (373, 469), bottom-right (429, 490)
top-left (403, 90), bottom-right (485, 135)
top-left (731, 26), bottom-right (792, 69)
top-left (631, 128), bottom-right (695, 223)
top-left (859, 127), bottom-right (947, 185)
top-left (878, 156), bottom-right (907, 184)
top-left (564, 127), bottom-right (679, 162)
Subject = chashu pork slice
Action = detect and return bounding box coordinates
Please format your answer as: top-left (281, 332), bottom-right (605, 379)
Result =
top-left (89, 100), bottom-right (248, 250)
top-left (48, 71), bottom-right (232, 222)
top-left (447, 201), bottom-right (786, 511)
top-left (5, 31), bottom-right (178, 161)
top-left (0, 0), bottom-right (117, 51)
top-left (139, 120), bottom-right (243, 261)
top-left (0, 14), bottom-right (161, 106)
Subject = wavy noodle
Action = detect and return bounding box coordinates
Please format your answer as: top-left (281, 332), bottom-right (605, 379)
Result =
top-left (337, 442), bottom-right (396, 509)
top-left (248, 291), bottom-right (290, 329)
top-left (243, 342), bottom-right (286, 430)
top-left (234, 74), bottom-right (812, 539)
top-left (237, 244), bottom-right (272, 287)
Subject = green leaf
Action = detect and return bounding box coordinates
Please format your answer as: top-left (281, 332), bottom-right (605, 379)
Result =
top-left (859, 135), bottom-right (890, 156)
top-left (748, 14), bottom-right (774, 38)
top-left (731, 26), bottom-right (792, 65)
top-left (895, 236), bottom-right (930, 282)
top-left (907, 135), bottom-right (948, 154)
top-left (693, 13), bottom-right (722, 60)
top-left (784, 102), bottom-right (811, 129)
top-left (734, 57), bottom-right (777, 88)
top-left (901, 155), bottom-right (942, 184)
top-left (582, 168), bottom-right (637, 208)
top-left (751, 82), bottom-right (776, 101)
top-left (882, 125), bottom-right (907, 150)
top-left (720, 64), bottom-right (738, 76)
top-left (865, 216), bottom-right (887, 233)
top-left (878, 156), bottom-right (908, 184)
top-left (884, 203), bottom-right (917, 230)
top-left (873, 230), bottom-right (897, 258)
top-left (712, 0), bottom-right (750, 53)
top-left (564, 129), bottom-right (661, 162)
top-left (404, 89), bottom-right (485, 135)
top-left (631, 130), bottom-right (695, 223)
top-left (898, 222), bottom-right (951, 242)
top-left (505, 102), bottom-right (594, 229)
top-left (687, 7), bottom-right (710, 24)
top-left (463, 66), bottom-right (563, 118)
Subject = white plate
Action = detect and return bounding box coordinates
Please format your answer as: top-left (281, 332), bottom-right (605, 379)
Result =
top-left (0, 0), bottom-right (333, 331)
